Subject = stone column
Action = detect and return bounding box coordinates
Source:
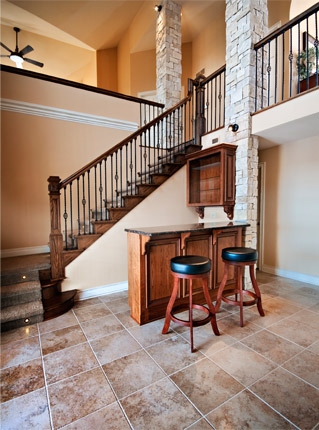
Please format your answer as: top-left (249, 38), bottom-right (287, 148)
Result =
top-left (156, 0), bottom-right (182, 109)
top-left (225, 0), bottom-right (268, 254)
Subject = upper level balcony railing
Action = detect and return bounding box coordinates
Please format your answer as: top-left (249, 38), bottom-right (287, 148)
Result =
top-left (254, 3), bottom-right (319, 112)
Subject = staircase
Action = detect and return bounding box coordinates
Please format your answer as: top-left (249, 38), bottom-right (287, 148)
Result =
top-left (1, 79), bottom-right (204, 331)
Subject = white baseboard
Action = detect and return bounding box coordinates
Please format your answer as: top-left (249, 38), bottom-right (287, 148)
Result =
top-left (74, 281), bottom-right (128, 301)
top-left (262, 264), bottom-right (319, 286)
top-left (1, 245), bottom-right (50, 258)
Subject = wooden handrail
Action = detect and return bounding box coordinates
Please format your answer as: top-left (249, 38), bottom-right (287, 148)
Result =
top-left (200, 65), bottom-right (226, 86)
top-left (254, 2), bottom-right (319, 49)
top-left (0, 64), bottom-right (164, 109)
top-left (61, 93), bottom-right (193, 187)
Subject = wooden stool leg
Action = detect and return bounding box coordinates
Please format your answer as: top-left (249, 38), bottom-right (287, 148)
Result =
top-left (162, 275), bottom-right (179, 334)
top-left (250, 265), bottom-right (265, 317)
top-left (215, 263), bottom-right (229, 312)
top-left (189, 280), bottom-right (194, 352)
top-left (238, 266), bottom-right (244, 327)
top-left (202, 276), bottom-right (220, 336)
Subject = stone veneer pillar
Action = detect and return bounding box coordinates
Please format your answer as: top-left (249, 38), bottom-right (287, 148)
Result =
top-left (156, 0), bottom-right (182, 109)
top-left (225, 0), bottom-right (268, 253)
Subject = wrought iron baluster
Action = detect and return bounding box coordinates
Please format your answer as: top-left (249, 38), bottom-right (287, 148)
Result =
top-left (148, 128), bottom-right (151, 183)
top-left (134, 138), bottom-right (137, 193)
top-left (316, 11), bottom-right (318, 86)
top-left (261, 45), bottom-right (264, 109)
top-left (210, 79), bottom-right (213, 131)
top-left (125, 144), bottom-right (128, 197)
top-left (88, 170), bottom-right (91, 224)
top-left (306, 18), bottom-right (309, 90)
top-left (268, 40), bottom-right (271, 107)
top-left (153, 121), bottom-right (156, 171)
top-left (82, 174), bottom-right (86, 234)
top-left (77, 177), bottom-right (80, 235)
top-left (69, 183), bottom-right (73, 247)
top-left (275, 37), bottom-right (278, 103)
top-left (130, 141), bottom-right (133, 196)
top-left (144, 131), bottom-right (147, 184)
top-left (282, 31), bottom-right (285, 101)
top-left (223, 70), bottom-right (226, 126)
top-left (103, 160), bottom-right (107, 220)
top-left (218, 73), bottom-right (222, 127)
top-left (111, 154), bottom-right (114, 208)
top-left (63, 187), bottom-right (68, 250)
top-left (289, 27), bottom-right (293, 97)
top-left (139, 103), bottom-right (142, 128)
top-left (115, 151), bottom-right (119, 208)
top-left (214, 77), bottom-right (217, 127)
top-left (120, 148), bottom-right (123, 207)
top-left (99, 162), bottom-right (103, 221)
top-left (94, 166), bottom-right (97, 221)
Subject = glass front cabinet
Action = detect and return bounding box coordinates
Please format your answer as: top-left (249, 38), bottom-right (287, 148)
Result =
top-left (186, 143), bottom-right (237, 219)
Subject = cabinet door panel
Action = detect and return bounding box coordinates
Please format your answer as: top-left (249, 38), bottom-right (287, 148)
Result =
top-left (213, 229), bottom-right (241, 289)
top-left (146, 238), bottom-right (180, 307)
top-left (184, 234), bottom-right (212, 295)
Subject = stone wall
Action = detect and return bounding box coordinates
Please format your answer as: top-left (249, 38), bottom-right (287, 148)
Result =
top-left (156, 0), bottom-right (182, 109)
top-left (225, 0), bottom-right (268, 255)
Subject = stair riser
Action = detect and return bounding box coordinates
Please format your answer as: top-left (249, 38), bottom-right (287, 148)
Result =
top-left (150, 175), bottom-right (168, 186)
top-left (123, 197), bottom-right (144, 210)
top-left (1, 314), bottom-right (43, 332)
top-left (63, 250), bottom-right (83, 266)
top-left (93, 223), bottom-right (115, 234)
top-left (76, 235), bottom-right (101, 250)
top-left (137, 185), bottom-right (158, 197)
top-left (1, 271), bottom-right (39, 287)
top-left (161, 164), bottom-right (181, 175)
top-left (108, 210), bottom-right (129, 221)
top-left (1, 290), bottom-right (42, 308)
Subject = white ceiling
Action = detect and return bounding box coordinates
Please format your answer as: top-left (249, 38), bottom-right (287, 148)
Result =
top-left (1, 0), bottom-right (225, 52)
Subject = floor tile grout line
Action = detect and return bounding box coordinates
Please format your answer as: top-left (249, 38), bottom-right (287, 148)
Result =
top-left (245, 387), bottom-right (302, 430)
top-left (277, 364), bottom-right (319, 391)
top-left (72, 310), bottom-right (135, 430)
top-left (37, 322), bottom-right (55, 430)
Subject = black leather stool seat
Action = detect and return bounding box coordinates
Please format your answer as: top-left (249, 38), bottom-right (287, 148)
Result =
top-left (171, 255), bottom-right (211, 275)
top-left (222, 247), bottom-right (258, 263)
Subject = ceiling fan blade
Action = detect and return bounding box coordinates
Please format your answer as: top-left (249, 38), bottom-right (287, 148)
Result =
top-left (1, 55), bottom-right (10, 58)
top-left (0, 42), bottom-right (13, 54)
top-left (19, 45), bottom-right (33, 56)
top-left (24, 57), bottom-right (44, 68)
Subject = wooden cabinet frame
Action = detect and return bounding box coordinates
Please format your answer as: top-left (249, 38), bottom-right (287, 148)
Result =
top-left (186, 143), bottom-right (237, 220)
top-left (127, 225), bottom-right (244, 325)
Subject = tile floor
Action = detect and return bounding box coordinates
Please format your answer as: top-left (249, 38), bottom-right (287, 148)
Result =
top-left (1, 272), bottom-right (319, 430)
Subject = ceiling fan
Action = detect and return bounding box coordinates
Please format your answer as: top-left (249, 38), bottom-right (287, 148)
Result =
top-left (0, 27), bottom-right (44, 69)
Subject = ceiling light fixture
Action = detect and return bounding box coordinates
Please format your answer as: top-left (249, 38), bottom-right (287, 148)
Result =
top-left (10, 53), bottom-right (24, 69)
top-left (154, 4), bottom-right (162, 12)
top-left (228, 124), bottom-right (239, 132)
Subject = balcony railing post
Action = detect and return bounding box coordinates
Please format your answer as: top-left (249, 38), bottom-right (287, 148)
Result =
top-left (48, 176), bottom-right (65, 280)
top-left (194, 75), bottom-right (206, 145)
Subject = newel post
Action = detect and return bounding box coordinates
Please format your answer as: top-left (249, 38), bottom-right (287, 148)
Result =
top-left (194, 75), bottom-right (206, 145)
top-left (48, 176), bottom-right (65, 280)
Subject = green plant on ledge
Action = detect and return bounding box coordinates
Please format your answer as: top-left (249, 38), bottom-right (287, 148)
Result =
top-left (297, 47), bottom-right (319, 80)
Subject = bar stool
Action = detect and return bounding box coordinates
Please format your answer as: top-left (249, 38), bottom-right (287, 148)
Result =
top-left (215, 247), bottom-right (265, 327)
top-left (162, 255), bottom-right (220, 352)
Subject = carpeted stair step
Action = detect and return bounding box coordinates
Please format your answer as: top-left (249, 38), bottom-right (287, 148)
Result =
top-left (1, 281), bottom-right (42, 308)
top-left (1, 300), bottom-right (44, 332)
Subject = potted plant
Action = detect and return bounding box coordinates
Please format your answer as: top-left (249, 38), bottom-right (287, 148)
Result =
top-left (297, 46), bottom-right (318, 80)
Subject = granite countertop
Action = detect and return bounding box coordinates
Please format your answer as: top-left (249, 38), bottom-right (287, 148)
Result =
top-left (125, 221), bottom-right (249, 237)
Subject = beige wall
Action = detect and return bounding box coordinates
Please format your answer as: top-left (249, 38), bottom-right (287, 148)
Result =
top-left (97, 48), bottom-right (118, 92)
top-left (259, 138), bottom-right (319, 278)
top-left (1, 71), bottom-right (141, 251)
top-left (130, 49), bottom-right (156, 97)
top-left (182, 43), bottom-right (192, 97)
top-left (63, 167), bottom-right (198, 292)
top-left (0, 24), bottom-right (97, 86)
top-left (191, 8), bottom-right (226, 78)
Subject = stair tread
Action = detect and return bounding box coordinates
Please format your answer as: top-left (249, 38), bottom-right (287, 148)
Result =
top-left (92, 220), bottom-right (116, 225)
top-left (1, 300), bottom-right (44, 323)
top-left (1, 281), bottom-right (41, 297)
top-left (1, 253), bottom-right (51, 274)
top-left (74, 233), bottom-right (101, 239)
top-left (43, 290), bottom-right (77, 311)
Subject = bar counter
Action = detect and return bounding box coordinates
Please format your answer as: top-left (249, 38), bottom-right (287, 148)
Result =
top-left (125, 221), bottom-right (249, 325)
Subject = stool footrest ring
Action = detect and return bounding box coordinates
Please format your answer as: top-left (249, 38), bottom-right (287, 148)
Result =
top-left (170, 304), bottom-right (212, 328)
top-left (222, 289), bottom-right (258, 307)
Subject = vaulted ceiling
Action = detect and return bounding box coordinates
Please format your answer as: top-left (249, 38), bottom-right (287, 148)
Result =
top-left (1, 0), bottom-right (225, 53)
